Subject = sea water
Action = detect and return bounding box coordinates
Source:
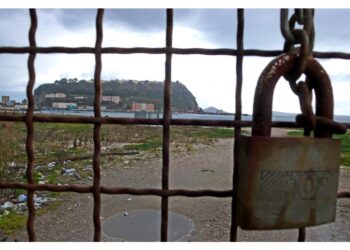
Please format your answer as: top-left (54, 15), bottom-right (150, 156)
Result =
top-left (35, 109), bottom-right (350, 123)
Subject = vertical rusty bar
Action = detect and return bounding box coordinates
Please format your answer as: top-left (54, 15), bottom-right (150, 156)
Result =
top-left (92, 9), bottom-right (104, 242)
top-left (25, 9), bottom-right (37, 242)
top-left (298, 227), bottom-right (306, 241)
top-left (231, 8), bottom-right (244, 242)
top-left (161, 9), bottom-right (173, 242)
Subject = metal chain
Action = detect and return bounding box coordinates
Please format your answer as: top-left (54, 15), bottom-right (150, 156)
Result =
top-left (281, 10), bottom-right (315, 239)
top-left (282, 9), bottom-right (345, 137)
top-left (297, 80), bottom-right (315, 135)
top-left (281, 9), bottom-right (314, 83)
top-left (280, 9), bottom-right (314, 54)
top-left (281, 9), bottom-right (316, 135)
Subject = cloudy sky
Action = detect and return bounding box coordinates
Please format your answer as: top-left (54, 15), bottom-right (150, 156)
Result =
top-left (0, 9), bottom-right (350, 115)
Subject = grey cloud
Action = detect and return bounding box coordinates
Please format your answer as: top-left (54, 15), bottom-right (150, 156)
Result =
top-left (104, 9), bottom-right (165, 31)
top-left (244, 9), bottom-right (283, 49)
top-left (45, 9), bottom-right (237, 47)
top-left (173, 8), bottom-right (350, 51)
top-left (34, 9), bottom-right (258, 48)
top-left (1, 8), bottom-right (350, 108)
top-left (47, 9), bottom-right (166, 32)
top-left (175, 9), bottom-right (282, 49)
top-left (314, 9), bottom-right (350, 51)
top-left (2, 9), bottom-right (350, 50)
top-left (0, 9), bottom-right (29, 46)
top-left (174, 9), bottom-right (237, 48)
top-left (41, 9), bottom-right (96, 31)
top-left (0, 54), bottom-right (28, 100)
top-left (0, 9), bottom-right (27, 18)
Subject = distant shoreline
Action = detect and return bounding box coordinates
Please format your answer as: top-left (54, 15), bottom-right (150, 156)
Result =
top-left (1, 110), bottom-right (350, 123)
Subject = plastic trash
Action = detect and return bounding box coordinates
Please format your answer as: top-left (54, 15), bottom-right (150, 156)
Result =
top-left (34, 197), bottom-right (48, 204)
top-left (47, 162), bottom-right (56, 168)
top-left (1, 201), bottom-right (14, 210)
top-left (65, 168), bottom-right (76, 174)
top-left (61, 168), bottom-right (76, 175)
top-left (18, 194), bottom-right (27, 202)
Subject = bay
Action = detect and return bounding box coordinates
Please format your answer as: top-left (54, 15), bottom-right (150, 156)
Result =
top-left (35, 110), bottom-right (350, 123)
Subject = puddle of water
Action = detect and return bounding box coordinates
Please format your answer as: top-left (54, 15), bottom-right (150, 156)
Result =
top-left (102, 209), bottom-right (194, 241)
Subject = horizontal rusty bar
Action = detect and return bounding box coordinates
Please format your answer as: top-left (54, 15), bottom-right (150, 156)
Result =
top-left (1, 182), bottom-right (348, 199)
top-left (0, 47), bottom-right (272, 56)
top-left (171, 119), bottom-right (250, 127)
top-left (0, 182), bottom-right (92, 193)
top-left (0, 46), bottom-right (95, 54)
top-left (1, 46), bottom-right (350, 59)
top-left (0, 114), bottom-right (163, 125)
top-left (101, 187), bottom-right (233, 197)
top-left (1, 114), bottom-right (345, 128)
top-left (338, 191), bottom-right (350, 198)
top-left (0, 182), bottom-right (233, 197)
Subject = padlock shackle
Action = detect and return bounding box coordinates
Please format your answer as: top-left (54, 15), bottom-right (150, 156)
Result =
top-left (252, 53), bottom-right (334, 138)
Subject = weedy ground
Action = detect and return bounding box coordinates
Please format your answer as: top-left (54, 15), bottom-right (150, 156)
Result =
top-left (0, 122), bottom-right (235, 236)
top-left (1, 122), bottom-right (349, 237)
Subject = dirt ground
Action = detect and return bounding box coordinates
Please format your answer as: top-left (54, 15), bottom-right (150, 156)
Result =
top-left (7, 128), bottom-right (350, 242)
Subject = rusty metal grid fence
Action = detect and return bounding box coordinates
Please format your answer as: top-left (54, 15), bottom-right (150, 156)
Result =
top-left (0, 9), bottom-right (350, 242)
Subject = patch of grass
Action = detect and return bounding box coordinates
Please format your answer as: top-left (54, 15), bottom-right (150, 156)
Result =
top-left (206, 128), bottom-right (235, 138)
top-left (123, 138), bottom-right (162, 152)
top-left (0, 211), bottom-right (27, 235)
top-left (173, 127), bottom-right (234, 140)
top-left (0, 193), bottom-right (64, 235)
top-left (340, 152), bottom-right (350, 166)
top-left (121, 127), bottom-right (235, 152)
top-left (287, 130), bottom-right (304, 136)
top-left (190, 127), bottom-right (233, 139)
top-left (36, 198), bottom-right (62, 216)
top-left (335, 133), bottom-right (350, 167)
top-left (46, 170), bottom-right (61, 184)
top-left (14, 189), bottom-right (26, 197)
top-left (35, 122), bottom-right (92, 132)
top-left (47, 192), bottom-right (60, 198)
top-left (335, 133), bottom-right (350, 153)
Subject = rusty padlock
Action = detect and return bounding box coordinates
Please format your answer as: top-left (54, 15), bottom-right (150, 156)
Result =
top-left (236, 53), bottom-right (343, 230)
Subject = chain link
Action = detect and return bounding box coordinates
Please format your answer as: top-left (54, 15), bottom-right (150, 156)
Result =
top-left (281, 9), bottom-right (315, 134)
top-left (281, 9), bottom-right (314, 52)
top-left (297, 80), bottom-right (315, 135)
top-left (281, 9), bottom-right (314, 82)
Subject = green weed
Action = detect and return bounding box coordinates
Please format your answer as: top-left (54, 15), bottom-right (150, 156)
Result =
top-left (0, 211), bottom-right (27, 235)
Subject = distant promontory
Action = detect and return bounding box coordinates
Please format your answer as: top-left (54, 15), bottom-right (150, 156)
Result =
top-left (34, 78), bottom-right (199, 112)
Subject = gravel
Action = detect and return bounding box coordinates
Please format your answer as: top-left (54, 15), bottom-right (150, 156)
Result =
top-left (5, 134), bottom-right (350, 242)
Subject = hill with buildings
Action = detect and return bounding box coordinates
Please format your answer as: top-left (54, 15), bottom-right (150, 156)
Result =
top-left (34, 78), bottom-right (199, 112)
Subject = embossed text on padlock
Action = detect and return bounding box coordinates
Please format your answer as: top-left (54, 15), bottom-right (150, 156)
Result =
top-left (236, 53), bottom-right (341, 230)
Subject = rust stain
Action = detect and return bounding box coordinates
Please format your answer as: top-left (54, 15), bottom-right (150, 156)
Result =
top-left (236, 136), bottom-right (340, 230)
